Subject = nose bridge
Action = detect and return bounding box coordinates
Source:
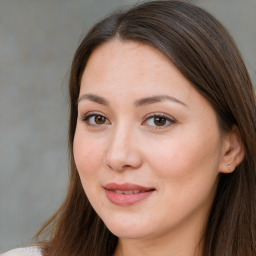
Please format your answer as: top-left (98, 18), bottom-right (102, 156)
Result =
top-left (105, 122), bottom-right (142, 171)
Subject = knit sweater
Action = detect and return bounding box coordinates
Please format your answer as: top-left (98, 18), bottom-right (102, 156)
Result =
top-left (1, 247), bottom-right (42, 256)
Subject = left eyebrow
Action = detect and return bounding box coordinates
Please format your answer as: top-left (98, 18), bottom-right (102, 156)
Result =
top-left (134, 95), bottom-right (187, 107)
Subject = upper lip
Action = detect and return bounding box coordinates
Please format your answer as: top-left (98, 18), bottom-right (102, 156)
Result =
top-left (104, 183), bottom-right (155, 192)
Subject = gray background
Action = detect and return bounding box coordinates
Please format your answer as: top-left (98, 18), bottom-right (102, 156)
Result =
top-left (0, 0), bottom-right (255, 253)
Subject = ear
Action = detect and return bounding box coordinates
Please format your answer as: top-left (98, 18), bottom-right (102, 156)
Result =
top-left (218, 125), bottom-right (245, 173)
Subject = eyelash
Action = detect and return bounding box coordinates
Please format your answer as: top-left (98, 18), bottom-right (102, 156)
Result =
top-left (80, 112), bottom-right (175, 129)
top-left (80, 112), bottom-right (110, 127)
top-left (142, 113), bottom-right (175, 129)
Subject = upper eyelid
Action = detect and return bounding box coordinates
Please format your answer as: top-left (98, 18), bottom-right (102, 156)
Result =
top-left (143, 112), bottom-right (175, 121)
top-left (80, 111), bottom-right (107, 118)
top-left (80, 112), bottom-right (174, 119)
top-left (80, 112), bottom-right (109, 122)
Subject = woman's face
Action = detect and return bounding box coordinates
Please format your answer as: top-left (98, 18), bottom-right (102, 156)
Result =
top-left (73, 40), bottom-right (226, 241)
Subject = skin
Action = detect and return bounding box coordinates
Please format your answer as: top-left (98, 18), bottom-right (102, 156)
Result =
top-left (73, 40), bottom-right (244, 256)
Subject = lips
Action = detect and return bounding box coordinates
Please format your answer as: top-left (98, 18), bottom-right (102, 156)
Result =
top-left (104, 183), bottom-right (155, 206)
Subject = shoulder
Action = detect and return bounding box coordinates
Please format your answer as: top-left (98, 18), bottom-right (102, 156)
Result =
top-left (1, 247), bottom-right (42, 256)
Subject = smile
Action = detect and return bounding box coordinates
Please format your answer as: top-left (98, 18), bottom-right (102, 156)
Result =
top-left (104, 183), bottom-right (155, 206)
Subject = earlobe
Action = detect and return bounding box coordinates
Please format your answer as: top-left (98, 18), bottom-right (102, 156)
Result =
top-left (219, 125), bottom-right (245, 174)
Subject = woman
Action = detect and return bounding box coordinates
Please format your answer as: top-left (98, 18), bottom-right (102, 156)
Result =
top-left (3, 1), bottom-right (256, 255)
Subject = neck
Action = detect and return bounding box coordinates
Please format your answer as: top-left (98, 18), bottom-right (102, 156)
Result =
top-left (114, 237), bottom-right (202, 256)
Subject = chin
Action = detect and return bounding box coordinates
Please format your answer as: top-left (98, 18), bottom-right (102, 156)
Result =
top-left (103, 218), bottom-right (152, 239)
top-left (109, 228), bottom-right (148, 240)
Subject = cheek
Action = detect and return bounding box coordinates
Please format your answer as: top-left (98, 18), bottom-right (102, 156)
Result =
top-left (73, 130), bottom-right (103, 178)
top-left (145, 128), bottom-right (222, 186)
top-left (73, 130), bottom-right (105, 208)
top-left (147, 135), bottom-right (220, 216)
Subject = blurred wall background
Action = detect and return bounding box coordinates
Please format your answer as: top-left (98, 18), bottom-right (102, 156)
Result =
top-left (0, 0), bottom-right (255, 252)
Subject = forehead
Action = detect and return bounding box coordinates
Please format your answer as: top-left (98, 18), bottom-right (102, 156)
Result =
top-left (81, 40), bottom-right (193, 97)
top-left (84, 39), bottom-right (171, 76)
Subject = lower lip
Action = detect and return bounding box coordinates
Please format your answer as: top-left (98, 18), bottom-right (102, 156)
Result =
top-left (105, 189), bottom-right (154, 206)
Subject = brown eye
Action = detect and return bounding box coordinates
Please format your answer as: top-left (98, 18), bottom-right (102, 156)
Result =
top-left (142, 114), bottom-right (175, 129)
top-left (94, 115), bottom-right (105, 124)
top-left (154, 116), bottom-right (167, 126)
top-left (82, 113), bottom-right (110, 126)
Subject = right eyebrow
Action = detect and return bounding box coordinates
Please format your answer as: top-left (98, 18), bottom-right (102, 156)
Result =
top-left (77, 93), bottom-right (109, 106)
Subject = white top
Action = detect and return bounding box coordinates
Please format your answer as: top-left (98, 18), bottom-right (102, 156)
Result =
top-left (1, 247), bottom-right (42, 256)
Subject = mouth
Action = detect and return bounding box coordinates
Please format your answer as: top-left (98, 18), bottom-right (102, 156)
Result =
top-left (114, 190), bottom-right (143, 194)
top-left (104, 183), bottom-right (155, 206)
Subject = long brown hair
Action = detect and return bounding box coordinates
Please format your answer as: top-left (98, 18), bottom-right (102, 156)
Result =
top-left (36, 1), bottom-right (256, 255)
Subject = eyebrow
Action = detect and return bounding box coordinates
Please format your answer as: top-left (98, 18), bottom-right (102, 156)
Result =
top-left (78, 94), bottom-right (109, 105)
top-left (134, 95), bottom-right (187, 107)
top-left (78, 93), bottom-right (187, 107)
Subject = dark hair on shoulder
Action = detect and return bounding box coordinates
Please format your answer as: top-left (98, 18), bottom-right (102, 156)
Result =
top-left (36, 1), bottom-right (256, 256)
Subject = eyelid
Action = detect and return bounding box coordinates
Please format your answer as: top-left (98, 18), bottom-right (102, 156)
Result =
top-left (79, 111), bottom-right (175, 129)
top-left (142, 112), bottom-right (175, 128)
top-left (80, 111), bottom-right (111, 126)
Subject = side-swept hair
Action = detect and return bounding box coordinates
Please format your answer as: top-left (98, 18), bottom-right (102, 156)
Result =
top-left (36, 1), bottom-right (256, 256)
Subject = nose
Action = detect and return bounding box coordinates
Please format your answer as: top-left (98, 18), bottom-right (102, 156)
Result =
top-left (104, 125), bottom-right (143, 172)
